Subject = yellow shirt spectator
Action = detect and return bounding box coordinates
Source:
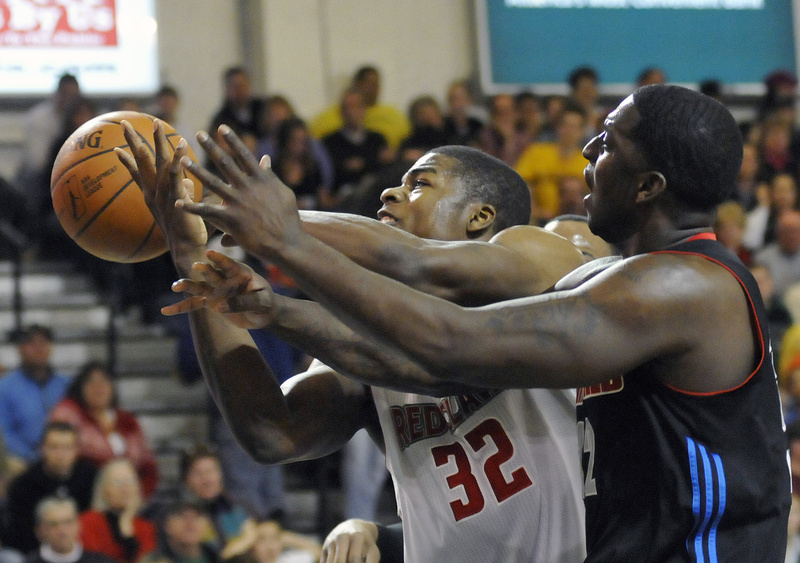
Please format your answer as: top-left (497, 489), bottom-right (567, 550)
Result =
top-left (310, 103), bottom-right (410, 150)
top-left (515, 142), bottom-right (588, 222)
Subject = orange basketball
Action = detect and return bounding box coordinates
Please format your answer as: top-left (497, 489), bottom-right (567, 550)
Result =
top-left (50, 110), bottom-right (200, 263)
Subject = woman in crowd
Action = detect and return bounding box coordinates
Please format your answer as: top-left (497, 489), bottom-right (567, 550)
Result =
top-left (271, 118), bottom-right (328, 210)
top-left (79, 458), bottom-right (157, 563)
top-left (49, 360), bottom-right (159, 498)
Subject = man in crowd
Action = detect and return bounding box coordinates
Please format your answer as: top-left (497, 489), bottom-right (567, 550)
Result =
top-left (2, 422), bottom-right (97, 554)
top-left (0, 326), bottom-right (69, 470)
top-left (28, 498), bottom-right (114, 563)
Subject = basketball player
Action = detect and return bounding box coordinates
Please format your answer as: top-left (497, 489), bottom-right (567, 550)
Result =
top-left (171, 84), bottom-right (791, 561)
top-left (117, 133), bottom-right (588, 562)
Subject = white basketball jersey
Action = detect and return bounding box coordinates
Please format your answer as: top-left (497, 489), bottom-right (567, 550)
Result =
top-left (372, 386), bottom-right (585, 563)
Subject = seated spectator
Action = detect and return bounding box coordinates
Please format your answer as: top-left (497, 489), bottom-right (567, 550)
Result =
top-left (49, 361), bottom-right (158, 498)
top-left (567, 65), bottom-right (602, 137)
top-left (0, 325), bottom-right (69, 470)
top-left (514, 91), bottom-right (542, 145)
top-left (310, 65), bottom-right (410, 150)
top-left (139, 501), bottom-right (219, 563)
top-left (539, 94), bottom-right (566, 142)
top-left (733, 143), bottom-right (761, 211)
top-left (442, 80), bottom-right (483, 147)
top-left (754, 209), bottom-right (800, 299)
top-left (514, 99), bottom-right (589, 224)
top-left (397, 95), bottom-right (448, 161)
top-left (271, 118), bottom-right (328, 210)
top-left (221, 520), bottom-right (321, 563)
top-left (321, 89), bottom-right (389, 208)
top-left (477, 94), bottom-right (529, 167)
top-left (79, 459), bottom-right (156, 563)
top-left (254, 96), bottom-right (334, 190)
top-left (28, 497), bottom-right (114, 563)
top-left (756, 113), bottom-right (798, 184)
top-left (3, 422), bottom-right (97, 555)
top-left (179, 445), bottom-right (253, 553)
top-left (744, 172), bottom-right (799, 250)
top-left (714, 201), bottom-right (753, 266)
top-left (749, 264), bottom-right (793, 352)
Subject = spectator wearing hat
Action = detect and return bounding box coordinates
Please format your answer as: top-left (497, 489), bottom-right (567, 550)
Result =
top-left (0, 326), bottom-right (69, 472)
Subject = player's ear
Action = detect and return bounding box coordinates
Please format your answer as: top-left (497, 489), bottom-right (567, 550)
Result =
top-left (635, 170), bottom-right (667, 203)
top-left (466, 203), bottom-right (497, 234)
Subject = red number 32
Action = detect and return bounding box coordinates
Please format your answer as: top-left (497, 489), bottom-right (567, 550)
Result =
top-left (431, 418), bottom-right (533, 521)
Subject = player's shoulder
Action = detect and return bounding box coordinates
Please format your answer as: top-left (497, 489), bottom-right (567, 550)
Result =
top-left (489, 224), bottom-right (576, 248)
top-left (490, 225), bottom-right (584, 263)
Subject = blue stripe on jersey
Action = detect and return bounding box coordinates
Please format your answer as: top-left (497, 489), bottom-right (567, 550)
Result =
top-left (686, 437), bottom-right (727, 563)
top-left (708, 453), bottom-right (727, 562)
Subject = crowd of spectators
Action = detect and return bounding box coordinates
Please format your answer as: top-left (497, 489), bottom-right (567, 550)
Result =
top-left (0, 325), bottom-right (320, 563)
top-left (7, 60), bottom-right (800, 559)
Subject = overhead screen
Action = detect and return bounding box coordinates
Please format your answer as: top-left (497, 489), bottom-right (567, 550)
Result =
top-left (0, 0), bottom-right (158, 96)
top-left (476, 0), bottom-right (797, 94)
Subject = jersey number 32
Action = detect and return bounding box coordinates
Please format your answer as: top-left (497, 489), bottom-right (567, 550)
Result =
top-left (431, 418), bottom-right (533, 521)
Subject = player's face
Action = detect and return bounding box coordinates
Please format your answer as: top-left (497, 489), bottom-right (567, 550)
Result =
top-left (378, 153), bottom-right (472, 241)
top-left (582, 96), bottom-right (649, 245)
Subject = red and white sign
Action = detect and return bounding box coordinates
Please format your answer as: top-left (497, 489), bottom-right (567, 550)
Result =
top-left (0, 0), bottom-right (118, 47)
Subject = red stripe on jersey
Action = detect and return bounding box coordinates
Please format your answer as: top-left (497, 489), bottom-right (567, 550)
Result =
top-left (649, 249), bottom-right (765, 397)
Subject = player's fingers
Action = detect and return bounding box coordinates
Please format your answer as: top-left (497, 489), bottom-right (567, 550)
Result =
top-left (175, 199), bottom-right (230, 233)
top-left (219, 124), bottom-right (262, 176)
top-left (319, 544), bottom-right (334, 563)
top-left (161, 296), bottom-right (206, 316)
top-left (197, 129), bottom-right (249, 192)
top-left (114, 148), bottom-right (143, 187)
top-left (120, 120), bottom-right (150, 163)
top-left (170, 278), bottom-right (213, 296)
top-left (329, 536), bottom-right (352, 563)
top-left (364, 544), bottom-right (380, 563)
top-left (346, 534), bottom-right (376, 563)
top-left (180, 155), bottom-right (235, 201)
top-left (152, 119), bottom-right (173, 170)
top-left (259, 154), bottom-right (271, 170)
top-left (205, 249), bottom-right (251, 279)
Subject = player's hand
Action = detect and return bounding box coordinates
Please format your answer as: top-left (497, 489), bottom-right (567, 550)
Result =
top-left (115, 119), bottom-right (207, 261)
top-left (176, 124), bottom-right (304, 261)
top-left (320, 519), bottom-right (380, 563)
top-left (162, 249), bottom-right (277, 329)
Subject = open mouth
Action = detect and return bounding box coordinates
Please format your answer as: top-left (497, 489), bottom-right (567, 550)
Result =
top-left (378, 209), bottom-right (398, 224)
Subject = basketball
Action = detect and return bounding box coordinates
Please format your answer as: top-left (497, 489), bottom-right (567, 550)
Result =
top-left (50, 110), bottom-right (201, 263)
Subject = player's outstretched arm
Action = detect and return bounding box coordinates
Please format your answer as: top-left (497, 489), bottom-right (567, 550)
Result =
top-left (298, 211), bottom-right (584, 303)
top-left (176, 126), bottom-right (741, 392)
top-left (115, 120), bottom-right (374, 464)
top-left (167, 250), bottom-right (472, 396)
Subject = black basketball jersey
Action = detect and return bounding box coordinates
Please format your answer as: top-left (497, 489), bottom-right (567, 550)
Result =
top-left (576, 235), bottom-right (791, 562)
